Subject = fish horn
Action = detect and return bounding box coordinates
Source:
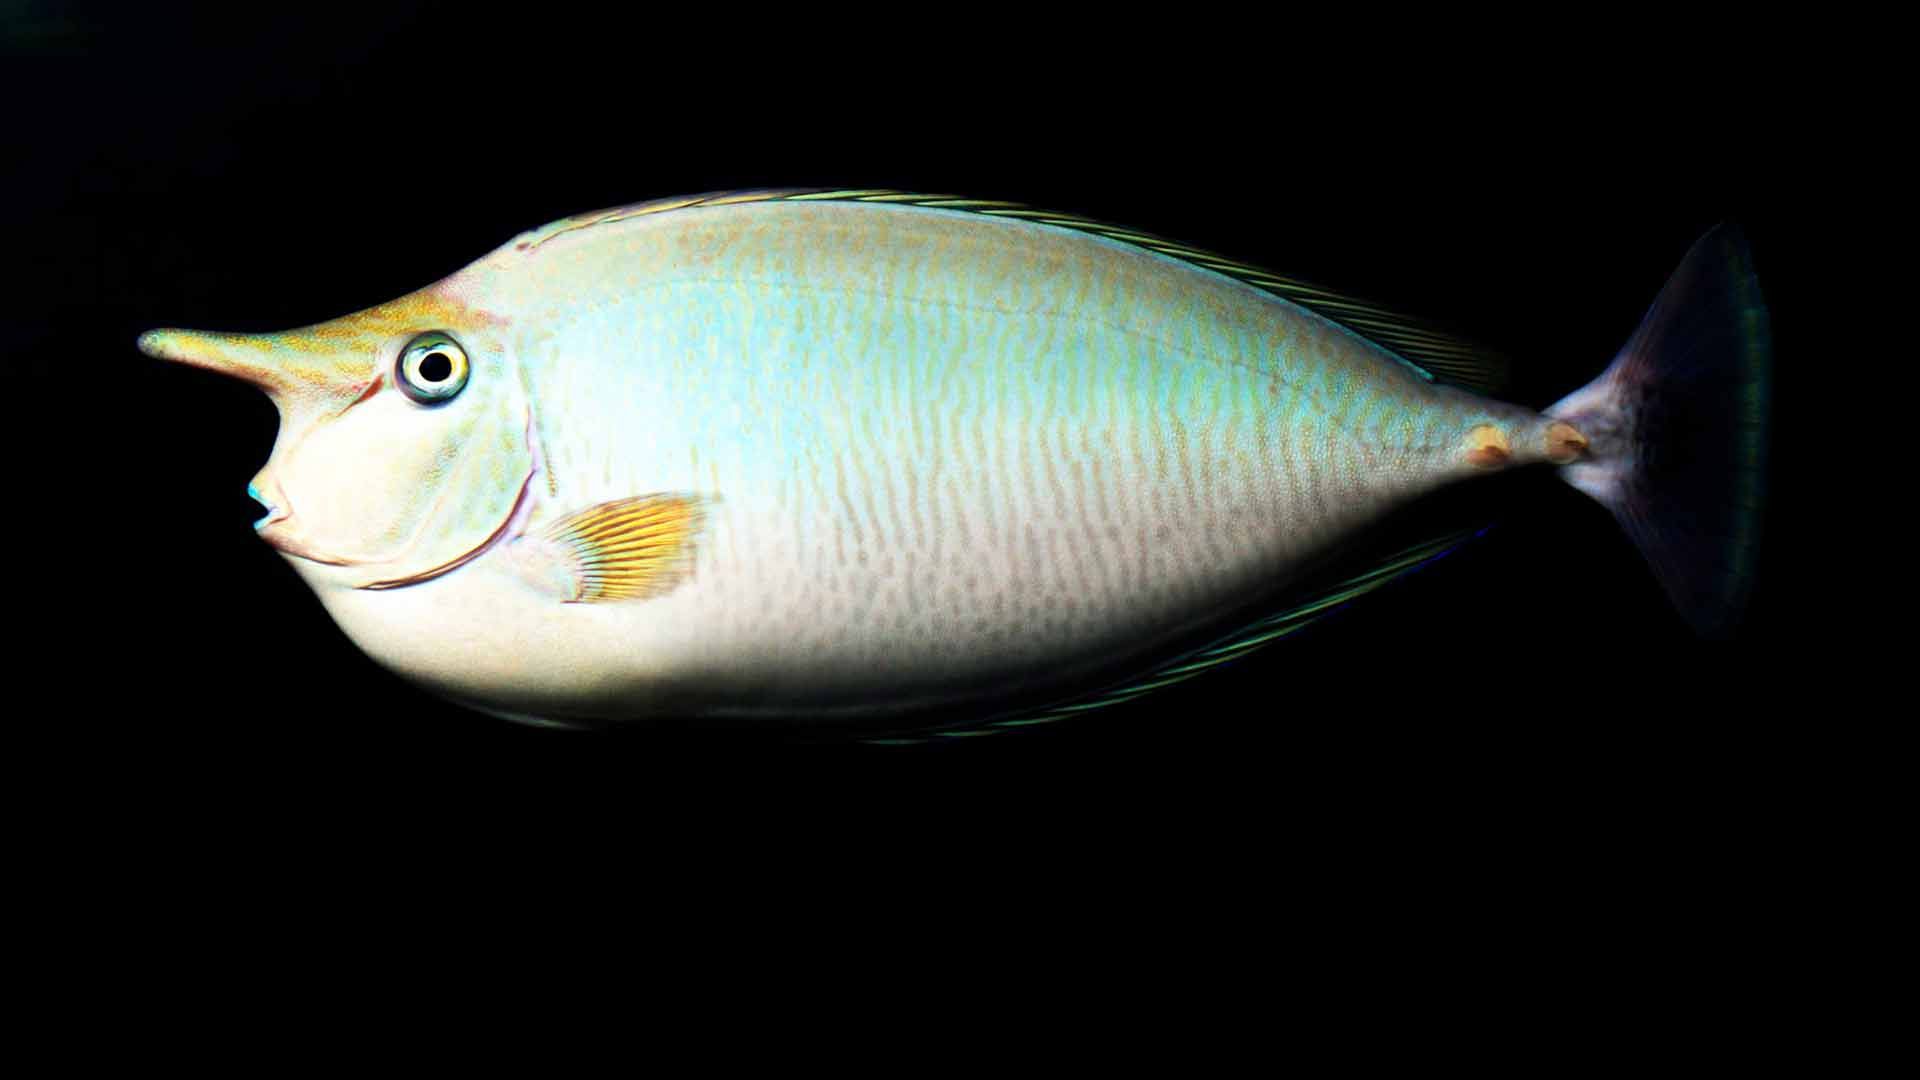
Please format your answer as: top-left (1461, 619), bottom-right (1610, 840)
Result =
top-left (137, 328), bottom-right (306, 397)
top-left (140, 319), bottom-right (387, 407)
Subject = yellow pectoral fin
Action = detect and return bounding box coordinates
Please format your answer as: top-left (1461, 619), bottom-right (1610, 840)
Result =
top-left (512, 495), bottom-right (707, 603)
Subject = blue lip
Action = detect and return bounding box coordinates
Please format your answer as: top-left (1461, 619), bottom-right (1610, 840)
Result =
top-left (247, 481), bottom-right (275, 530)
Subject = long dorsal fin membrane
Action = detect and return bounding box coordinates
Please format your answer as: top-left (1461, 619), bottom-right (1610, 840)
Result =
top-left (861, 528), bottom-right (1486, 746)
top-left (519, 189), bottom-right (1510, 395)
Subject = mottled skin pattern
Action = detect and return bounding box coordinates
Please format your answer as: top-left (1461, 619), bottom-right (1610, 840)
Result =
top-left (149, 199), bottom-right (1570, 727)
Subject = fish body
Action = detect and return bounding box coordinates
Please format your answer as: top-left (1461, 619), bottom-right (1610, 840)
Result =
top-left (142, 192), bottom-right (1770, 733)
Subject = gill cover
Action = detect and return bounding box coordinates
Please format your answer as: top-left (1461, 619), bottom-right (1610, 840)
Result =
top-left (140, 287), bottom-right (533, 590)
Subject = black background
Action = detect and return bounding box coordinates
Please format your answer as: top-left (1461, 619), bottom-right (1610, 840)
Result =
top-left (12, 5), bottom-right (1815, 886)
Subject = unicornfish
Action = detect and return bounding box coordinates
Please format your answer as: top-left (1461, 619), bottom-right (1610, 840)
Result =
top-left (140, 190), bottom-right (1771, 737)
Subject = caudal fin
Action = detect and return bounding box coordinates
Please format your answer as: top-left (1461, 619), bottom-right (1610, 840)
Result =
top-left (1548, 225), bottom-right (1772, 638)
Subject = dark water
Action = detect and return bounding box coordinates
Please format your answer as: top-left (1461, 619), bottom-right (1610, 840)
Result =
top-left (15, 7), bottom-right (1813, 901)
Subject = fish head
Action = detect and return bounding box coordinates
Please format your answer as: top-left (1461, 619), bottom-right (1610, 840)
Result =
top-left (141, 284), bottom-right (535, 592)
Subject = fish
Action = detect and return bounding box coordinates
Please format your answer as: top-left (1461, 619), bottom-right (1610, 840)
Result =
top-left (139, 189), bottom-right (1771, 739)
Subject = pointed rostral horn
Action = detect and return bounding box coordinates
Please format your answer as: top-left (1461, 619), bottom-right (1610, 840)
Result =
top-left (138, 327), bottom-right (378, 403)
top-left (138, 329), bottom-right (297, 396)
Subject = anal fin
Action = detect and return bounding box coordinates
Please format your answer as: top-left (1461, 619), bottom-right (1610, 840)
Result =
top-left (864, 528), bottom-right (1487, 745)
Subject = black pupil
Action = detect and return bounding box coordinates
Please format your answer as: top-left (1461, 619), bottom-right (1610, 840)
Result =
top-left (418, 351), bottom-right (453, 383)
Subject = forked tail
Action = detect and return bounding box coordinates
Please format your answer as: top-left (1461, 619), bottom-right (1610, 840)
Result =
top-left (1548, 225), bottom-right (1772, 637)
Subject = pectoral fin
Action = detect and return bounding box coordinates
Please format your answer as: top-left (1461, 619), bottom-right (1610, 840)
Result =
top-left (506, 495), bottom-right (707, 603)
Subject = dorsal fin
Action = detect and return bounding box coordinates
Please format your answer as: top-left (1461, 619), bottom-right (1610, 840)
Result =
top-left (862, 528), bottom-right (1487, 746)
top-left (516, 188), bottom-right (1510, 395)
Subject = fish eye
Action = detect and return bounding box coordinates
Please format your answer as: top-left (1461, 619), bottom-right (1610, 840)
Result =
top-left (396, 332), bottom-right (470, 405)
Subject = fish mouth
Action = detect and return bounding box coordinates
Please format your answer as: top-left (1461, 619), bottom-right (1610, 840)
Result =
top-left (248, 481), bottom-right (287, 532)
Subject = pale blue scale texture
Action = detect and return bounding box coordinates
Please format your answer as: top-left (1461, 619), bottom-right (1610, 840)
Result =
top-left (474, 199), bottom-right (1523, 717)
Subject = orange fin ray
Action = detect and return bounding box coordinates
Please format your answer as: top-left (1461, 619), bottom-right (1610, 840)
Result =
top-left (521, 494), bottom-right (707, 604)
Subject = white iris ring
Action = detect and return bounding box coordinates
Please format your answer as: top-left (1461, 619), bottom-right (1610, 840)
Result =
top-left (396, 332), bottom-right (469, 404)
